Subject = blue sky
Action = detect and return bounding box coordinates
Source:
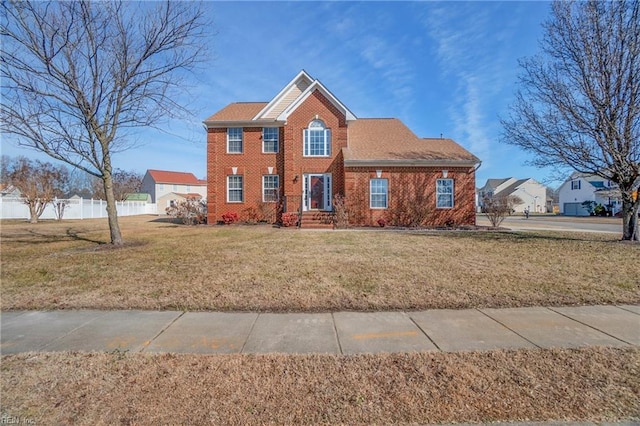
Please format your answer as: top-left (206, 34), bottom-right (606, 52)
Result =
top-left (2, 1), bottom-right (560, 188)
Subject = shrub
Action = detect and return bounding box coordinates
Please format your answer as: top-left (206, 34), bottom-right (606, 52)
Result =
top-left (483, 194), bottom-right (523, 228)
top-left (281, 212), bottom-right (298, 227)
top-left (166, 199), bottom-right (207, 225)
top-left (377, 218), bottom-right (386, 227)
top-left (384, 174), bottom-right (433, 227)
top-left (221, 211), bottom-right (239, 225)
top-left (333, 194), bottom-right (349, 229)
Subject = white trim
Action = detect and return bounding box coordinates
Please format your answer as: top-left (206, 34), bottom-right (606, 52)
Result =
top-left (302, 173), bottom-right (332, 211)
top-left (262, 175), bottom-right (280, 203)
top-left (227, 128), bottom-right (243, 154)
top-left (277, 80), bottom-right (357, 122)
top-left (227, 175), bottom-right (243, 203)
top-left (344, 159), bottom-right (478, 167)
top-left (253, 70), bottom-right (315, 120)
top-left (262, 127), bottom-right (279, 154)
top-left (370, 178), bottom-right (388, 209)
top-left (436, 178), bottom-right (454, 209)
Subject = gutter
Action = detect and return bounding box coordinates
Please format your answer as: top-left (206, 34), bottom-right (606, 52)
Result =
top-left (343, 159), bottom-right (480, 168)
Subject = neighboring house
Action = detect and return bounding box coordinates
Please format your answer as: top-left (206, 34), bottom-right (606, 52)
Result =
top-left (140, 169), bottom-right (207, 211)
top-left (0, 183), bottom-right (21, 199)
top-left (558, 172), bottom-right (622, 216)
top-left (477, 178), bottom-right (547, 213)
top-left (204, 70), bottom-right (480, 227)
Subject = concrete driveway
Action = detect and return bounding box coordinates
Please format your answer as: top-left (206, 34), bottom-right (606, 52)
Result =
top-left (477, 214), bottom-right (622, 234)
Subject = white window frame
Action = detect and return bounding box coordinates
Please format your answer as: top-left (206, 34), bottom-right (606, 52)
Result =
top-left (370, 178), bottom-right (388, 209)
top-left (262, 128), bottom-right (279, 154)
top-left (303, 120), bottom-right (331, 157)
top-left (436, 179), bottom-right (454, 209)
top-left (262, 175), bottom-right (279, 202)
top-left (571, 180), bottom-right (581, 190)
top-left (227, 128), bottom-right (243, 154)
top-left (227, 175), bottom-right (243, 203)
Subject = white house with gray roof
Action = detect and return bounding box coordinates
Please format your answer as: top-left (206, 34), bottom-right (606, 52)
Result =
top-left (478, 177), bottom-right (547, 213)
top-left (557, 172), bottom-right (622, 216)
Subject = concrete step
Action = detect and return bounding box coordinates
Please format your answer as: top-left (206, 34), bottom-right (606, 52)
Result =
top-left (300, 212), bottom-right (334, 229)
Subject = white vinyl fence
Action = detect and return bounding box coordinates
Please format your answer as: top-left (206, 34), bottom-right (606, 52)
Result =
top-left (0, 197), bottom-right (157, 220)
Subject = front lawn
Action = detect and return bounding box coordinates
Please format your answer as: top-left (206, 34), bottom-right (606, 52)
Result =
top-left (1, 216), bottom-right (638, 311)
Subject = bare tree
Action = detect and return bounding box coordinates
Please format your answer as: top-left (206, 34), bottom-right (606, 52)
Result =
top-left (483, 194), bottom-right (523, 228)
top-left (3, 156), bottom-right (68, 223)
top-left (502, 0), bottom-right (640, 241)
top-left (91, 169), bottom-right (142, 201)
top-left (1, 1), bottom-right (209, 244)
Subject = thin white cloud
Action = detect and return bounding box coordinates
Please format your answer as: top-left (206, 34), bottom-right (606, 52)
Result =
top-left (421, 2), bottom-right (524, 171)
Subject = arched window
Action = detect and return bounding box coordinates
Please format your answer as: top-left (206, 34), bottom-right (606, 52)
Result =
top-left (303, 119), bottom-right (331, 157)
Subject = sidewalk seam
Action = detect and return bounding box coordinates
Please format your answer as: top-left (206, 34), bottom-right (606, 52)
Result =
top-left (331, 313), bottom-right (344, 355)
top-left (407, 313), bottom-right (441, 351)
top-left (617, 305), bottom-right (640, 316)
top-left (140, 311), bottom-right (185, 353)
top-left (476, 308), bottom-right (542, 349)
top-left (239, 313), bottom-right (260, 354)
top-left (547, 307), bottom-right (634, 346)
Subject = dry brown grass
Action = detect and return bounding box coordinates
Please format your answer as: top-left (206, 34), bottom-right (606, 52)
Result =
top-left (1, 347), bottom-right (638, 425)
top-left (1, 215), bottom-right (638, 311)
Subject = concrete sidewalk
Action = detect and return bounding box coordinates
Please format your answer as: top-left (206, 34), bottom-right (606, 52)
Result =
top-left (1, 305), bottom-right (638, 355)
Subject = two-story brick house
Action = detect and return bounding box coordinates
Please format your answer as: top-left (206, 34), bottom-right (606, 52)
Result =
top-left (204, 70), bottom-right (480, 227)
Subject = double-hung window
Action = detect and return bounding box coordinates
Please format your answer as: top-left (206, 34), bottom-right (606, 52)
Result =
top-left (571, 180), bottom-right (581, 190)
top-left (227, 175), bottom-right (243, 202)
top-left (436, 179), bottom-right (454, 208)
top-left (227, 128), bottom-right (243, 153)
top-left (262, 128), bottom-right (279, 153)
top-left (370, 179), bottom-right (388, 209)
top-left (262, 175), bottom-right (279, 202)
top-left (303, 119), bottom-right (331, 157)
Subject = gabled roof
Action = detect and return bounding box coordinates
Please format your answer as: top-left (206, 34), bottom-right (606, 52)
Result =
top-left (483, 178), bottom-right (511, 190)
top-left (344, 118), bottom-right (479, 166)
top-left (146, 170), bottom-right (206, 185)
top-left (496, 178), bottom-right (530, 197)
top-left (204, 70), bottom-right (356, 127)
top-left (275, 79), bottom-right (357, 122)
top-left (253, 70), bottom-right (314, 120)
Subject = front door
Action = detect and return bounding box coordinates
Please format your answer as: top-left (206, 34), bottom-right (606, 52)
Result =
top-left (303, 174), bottom-right (331, 211)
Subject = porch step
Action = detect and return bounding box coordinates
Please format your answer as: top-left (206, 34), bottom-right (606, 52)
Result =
top-left (299, 212), bottom-right (334, 229)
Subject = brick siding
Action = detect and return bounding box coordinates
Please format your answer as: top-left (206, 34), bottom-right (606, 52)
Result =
top-left (207, 89), bottom-right (477, 227)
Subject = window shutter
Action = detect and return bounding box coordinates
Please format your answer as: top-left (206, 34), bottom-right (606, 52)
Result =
top-left (325, 129), bottom-right (331, 156)
top-left (303, 129), bottom-right (309, 156)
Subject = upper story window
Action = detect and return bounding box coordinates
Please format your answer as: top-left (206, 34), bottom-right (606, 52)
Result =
top-left (263, 128), bottom-right (279, 153)
top-left (303, 119), bottom-right (331, 157)
top-left (436, 179), bottom-right (454, 208)
top-left (227, 128), bottom-right (243, 153)
top-left (571, 180), bottom-right (581, 190)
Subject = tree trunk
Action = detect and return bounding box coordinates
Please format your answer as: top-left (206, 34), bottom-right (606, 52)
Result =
top-left (102, 171), bottom-right (124, 245)
top-left (620, 190), bottom-right (639, 242)
top-left (27, 201), bottom-right (38, 224)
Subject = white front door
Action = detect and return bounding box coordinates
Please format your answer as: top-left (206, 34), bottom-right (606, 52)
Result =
top-left (303, 174), bottom-right (332, 211)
